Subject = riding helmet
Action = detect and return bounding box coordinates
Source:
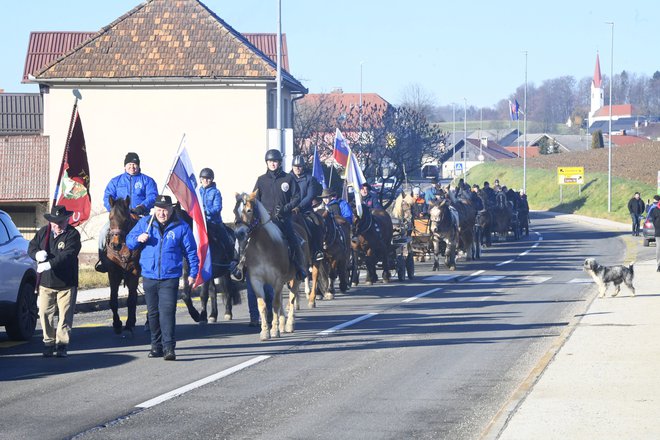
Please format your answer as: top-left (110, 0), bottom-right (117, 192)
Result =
top-left (199, 168), bottom-right (214, 180)
top-left (292, 155), bottom-right (305, 167)
top-left (264, 149), bottom-right (283, 162)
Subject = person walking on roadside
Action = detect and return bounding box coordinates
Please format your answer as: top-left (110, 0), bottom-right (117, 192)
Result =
top-left (28, 205), bottom-right (82, 358)
top-left (127, 195), bottom-right (198, 361)
top-left (96, 152), bottom-right (158, 272)
top-left (648, 199), bottom-right (660, 272)
top-left (627, 192), bottom-right (645, 236)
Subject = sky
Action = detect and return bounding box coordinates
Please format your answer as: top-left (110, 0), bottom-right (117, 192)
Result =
top-left (1, 0), bottom-right (659, 108)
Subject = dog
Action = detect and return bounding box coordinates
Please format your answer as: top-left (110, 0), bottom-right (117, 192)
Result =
top-left (583, 258), bottom-right (635, 298)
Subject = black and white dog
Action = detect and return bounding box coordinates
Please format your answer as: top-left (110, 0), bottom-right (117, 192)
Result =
top-left (583, 258), bottom-right (635, 298)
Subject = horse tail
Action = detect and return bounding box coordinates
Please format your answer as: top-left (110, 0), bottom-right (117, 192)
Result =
top-left (219, 275), bottom-right (242, 306)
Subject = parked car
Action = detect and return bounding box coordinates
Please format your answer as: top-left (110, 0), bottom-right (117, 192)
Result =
top-left (0, 210), bottom-right (38, 340)
top-left (642, 216), bottom-right (655, 247)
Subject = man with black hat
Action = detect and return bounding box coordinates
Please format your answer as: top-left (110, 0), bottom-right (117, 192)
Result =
top-left (253, 149), bottom-right (306, 281)
top-left (97, 152), bottom-right (158, 272)
top-left (127, 195), bottom-right (198, 361)
top-left (28, 205), bottom-right (82, 358)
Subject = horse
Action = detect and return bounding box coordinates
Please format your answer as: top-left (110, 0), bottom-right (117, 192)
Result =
top-left (102, 197), bottom-right (141, 335)
top-left (319, 208), bottom-right (351, 298)
top-left (351, 206), bottom-right (393, 285)
top-left (291, 211), bottom-right (326, 308)
top-left (448, 191), bottom-right (477, 261)
top-left (428, 199), bottom-right (460, 270)
top-left (175, 207), bottom-right (241, 324)
top-left (233, 191), bottom-right (303, 341)
top-left (490, 195), bottom-right (514, 241)
top-left (475, 190), bottom-right (494, 248)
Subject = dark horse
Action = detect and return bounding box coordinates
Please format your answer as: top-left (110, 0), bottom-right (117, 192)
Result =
top-left (176, 206), bottom-right (241, 324)
top-left (319, 209), bottom-right (350, 298)
top-left (351, 206), bottom-right (393, 285)
top-left (103, 197), bottom-right (141, 335)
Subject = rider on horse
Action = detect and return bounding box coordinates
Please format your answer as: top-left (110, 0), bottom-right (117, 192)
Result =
top-left (322, 188), bottom-right (353, 224)
top-left (253, 149), bottom-right (307, 281)
top-left (199, 167), bottom-right (237, 263)
top-left (289, 155), bottom-right (324, 261)
top-left (360, 183), bottom-right (382, 210)
top-left (96, 152), bottom-right (158, 272)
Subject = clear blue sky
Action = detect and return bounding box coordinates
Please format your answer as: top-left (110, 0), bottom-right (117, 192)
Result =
top-left (1, 0), bottom-right (658, 108)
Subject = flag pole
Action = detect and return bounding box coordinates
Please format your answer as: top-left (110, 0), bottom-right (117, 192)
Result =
top-left (53, 90), bottom-right (81, 206)
top-left (147, 133), bottom-right (186, 231)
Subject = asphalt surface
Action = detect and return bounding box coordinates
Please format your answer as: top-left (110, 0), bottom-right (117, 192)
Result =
top-left (0, 212), bottom-right (641, 440)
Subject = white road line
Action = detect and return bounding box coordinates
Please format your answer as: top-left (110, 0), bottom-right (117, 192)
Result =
top-left (135, 355), bottom-right (270, 409)
top-left (496, 259), bottom-right (514, 266)
top-left (470, 269), bottom-right (485, 277)
top-left (317, 313), bottom-right (378, 336)
top-left (519, 250), bottom-right (531, 256)
top-left (423, 274), bottom-right (460, 282)
top-left (472, 275), bottom-right (506, 282)
top-left (568, 278), bottom-right (593, 284)
top-left (402, 287), bottom-right (443, 303)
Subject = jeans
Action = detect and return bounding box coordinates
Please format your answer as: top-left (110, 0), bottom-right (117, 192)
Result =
top-left (630, 214), bottom-right (641, 234)
top-left (246, 271), bottom-right (273, 323)
top-left (143, 277), bottom-right (179, 351)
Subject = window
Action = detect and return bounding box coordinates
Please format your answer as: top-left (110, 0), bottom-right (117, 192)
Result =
top-left (0, 217), bottom-right (10, 245)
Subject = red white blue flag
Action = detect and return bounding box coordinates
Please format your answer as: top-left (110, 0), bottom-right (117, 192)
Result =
top-left (333, 128), bottom-right (350, 167)
top-left (166, 146), bottom-right (211, 287)
top-left (509, 99), bottom-right (520, 121)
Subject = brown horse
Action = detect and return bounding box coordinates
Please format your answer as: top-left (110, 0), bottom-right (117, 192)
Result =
top-left (291, 212), bottom-right (325, 308)
top-left (234, 191), bottom-right (304, 341)
top-left (103, 197), bottom-right (141, 334)
top-left (351, 207), bottom-right (393, 285)
top-left (319, 209), bottom-right (350, 298)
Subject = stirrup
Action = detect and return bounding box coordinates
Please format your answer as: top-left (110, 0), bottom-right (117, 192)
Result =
top-left (314, 251), bottom-right (325, 261)
top-left (95, 260), bottom-right (108, 273)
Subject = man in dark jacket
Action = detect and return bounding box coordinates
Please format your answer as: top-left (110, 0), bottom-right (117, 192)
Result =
top-left (648, 200), bottom-right (660, 271)
top-left (290, 155), bottom-right (324, 261)
top-left (28, 205), bottom-right (82, 358)
top-left (360, 183), bottom-right (382, 210)
top-left (254, 149), bottom-right (306, 280)
top-left (627, 192), bottom-right (645, 236)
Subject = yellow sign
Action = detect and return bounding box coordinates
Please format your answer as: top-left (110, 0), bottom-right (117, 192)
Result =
top-left (557, 166), bottom-right (584, 185)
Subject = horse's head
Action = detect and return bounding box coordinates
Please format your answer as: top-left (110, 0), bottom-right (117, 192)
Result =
top-left (234, 190), bottom-right (260, 226)
top-left (108, 197), bottom-right (132, 251)
top-left (429, 200), bottom-right (448, 234)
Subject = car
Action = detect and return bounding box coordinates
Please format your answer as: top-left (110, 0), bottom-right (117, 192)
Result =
top-left (642, 215), bottom-right (655, 247)
top-left (0, 210), bottom-right (38, 340)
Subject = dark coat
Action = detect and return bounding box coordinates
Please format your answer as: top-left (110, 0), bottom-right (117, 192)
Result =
top-left (254, 168), bottom-right (300, 218)
top-left (649, 204), bottom-right (660, 237)
top-left (28, 225), bottom-right (81, 289)
top-left (290, 171), bottom-right (318, 213)
top-left (628, 197), bottom-right (645, 216)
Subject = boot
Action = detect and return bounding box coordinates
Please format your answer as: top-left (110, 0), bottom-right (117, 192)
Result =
top-left (292, 242), bottom-right (307, 281)
top-left (42, 344), bottom-right (55, 357)
top-left (55, 344), bottom-right (68, 358)
top-left (95, 249), bottom-right (108, 273)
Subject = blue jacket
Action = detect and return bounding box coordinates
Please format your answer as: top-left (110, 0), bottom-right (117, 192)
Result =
top-left (126, 214), bottom-right (199, 280)
top-left (104, 172), bottom-right (158, 212)
top-left (424, 187), bottom-right (439, 204)
top-left (363, 192), bottom-right (382, 210)
top-left (327, 198), bottom-right (353, 223)
top-left (200, 183), bottom-right (222, 224)
top-left (290, 171), bottom-right (318, 212)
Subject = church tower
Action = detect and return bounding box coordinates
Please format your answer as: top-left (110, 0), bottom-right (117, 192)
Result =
top-left (589, 53), bottom-right (604, 127)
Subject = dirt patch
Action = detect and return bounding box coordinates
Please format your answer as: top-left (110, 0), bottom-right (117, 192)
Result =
top-left (499, 141), bottom-right (660, 186)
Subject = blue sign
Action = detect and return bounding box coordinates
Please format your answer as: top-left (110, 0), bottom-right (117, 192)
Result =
top-left (455, 163), bottom-right (463, 171)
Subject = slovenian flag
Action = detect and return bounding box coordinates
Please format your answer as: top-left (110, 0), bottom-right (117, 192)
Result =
top-left (333, 128), bottom-right (350, 167)
top-left (312, 145), bottom-right (327, 189)
top-left (166, 145), bottom-right (212, 287)
top-left (509, 99), bottom-right (520, 121)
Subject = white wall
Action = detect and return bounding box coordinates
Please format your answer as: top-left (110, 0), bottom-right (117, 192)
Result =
top-left (43, 85), bottom-right (281, 251)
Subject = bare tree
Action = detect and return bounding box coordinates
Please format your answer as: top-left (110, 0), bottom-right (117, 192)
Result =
top-left (398, 83), bottom-right (440, 122)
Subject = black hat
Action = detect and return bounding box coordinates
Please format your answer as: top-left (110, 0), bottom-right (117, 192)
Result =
top-left (199, 168), bottom-right (214, 179)
top-left (44, 205), bottom-right (73, 223)
top-left (154, 195), bottom-right (174, 208)
top-left (292, 155), bottom-right (305, 167)
top-left (124, 152), bottom-right (140, 166)
top-left (264, 149), bottom-right (282, 162)
top-left (321, 188), bottom-right (336, 198)
top-left (361, 183), bottom-right (372, 190)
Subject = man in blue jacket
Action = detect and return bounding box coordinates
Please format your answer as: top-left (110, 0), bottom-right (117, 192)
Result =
top-left (96, 152), bottom-right (158, 272)
top-left (127, 195), bottom-right (198, 361)
top-left (322, 188), bottom-right (353, 224)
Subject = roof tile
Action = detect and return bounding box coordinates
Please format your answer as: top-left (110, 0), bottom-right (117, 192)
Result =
top-left (0, 135), bottom-right (49, 201)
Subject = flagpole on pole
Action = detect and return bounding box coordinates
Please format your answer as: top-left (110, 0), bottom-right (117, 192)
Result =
top-left (53, 90), bottom-right (82, 206)
top-left (147, 133), bottom-right (187, 231)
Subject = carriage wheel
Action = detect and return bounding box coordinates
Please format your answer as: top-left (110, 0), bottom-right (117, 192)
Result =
top-left (406, 253), bottom-right (415, 280)
top-left (396, 255), bottom-right (405, 281)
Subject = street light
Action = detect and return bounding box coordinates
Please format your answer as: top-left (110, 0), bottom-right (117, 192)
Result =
top-left (359, 61), bottom-right (364, 144)
top-left (608, 22), bottom-right (614, 212)
top-left (463, 98), bottom-right (467, 179)
top-left (452, 103), bottom-right (456, 177)
top-left (523, 50), bottom-right (528, 194)
top-left (276, 0), bottom-right (282, 152)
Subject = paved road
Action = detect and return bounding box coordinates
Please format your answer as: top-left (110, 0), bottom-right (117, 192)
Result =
top-left (0, 213), bottom-right (633, 440)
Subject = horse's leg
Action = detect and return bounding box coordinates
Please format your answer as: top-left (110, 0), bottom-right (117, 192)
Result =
top-left (124, 273), bottom-right (138, 335)
top-left (271, 283), bottom-right (284, 338)
top-left (250, 278), bottom-right (270, 341)
top-left (199, 280), bottom-right (210, 323)
top-left (338, 257), bottom-right (348, 294)
top-left (381, 247), bottom-right (391, 283)
top-left (209, 279), bottom-right (218, 323)
top-left (108, 271), bottom-right (122, 334)
top-left (365, 255), bottom-right (376, 285)
top-left (218, 276), bottom-right (234, 321)
top-left (432, 238), bottom-right (440, 271)
top-left (285, 280), bottom-right (297, 333)
top-left (308, 265), bottom-right (318, 308)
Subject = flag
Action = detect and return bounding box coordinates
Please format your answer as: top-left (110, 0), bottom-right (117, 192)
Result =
top-left (55, 110), bottom-right (91, 226)
top-left (333, 128), bottom-right (350, 167)
top-left (345, 150), bottom-right (366, 217)
top-left (312, 146), bottom-right (327, 189)
top-left (166, 146), bottom-right (212, 287)
top-left (509, 99), bottom-right (520, 121)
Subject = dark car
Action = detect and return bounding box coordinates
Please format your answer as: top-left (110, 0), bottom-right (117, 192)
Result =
top-left (642, 216), bottom-right (655, 247)
top-left (0, 210), bottom-right (38, 340)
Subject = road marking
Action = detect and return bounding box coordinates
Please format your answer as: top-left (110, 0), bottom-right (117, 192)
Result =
top-left (423, 274), bottom-right (460, 282)
top-left (496, 259), bottom-right (514, 266)
top-left (135, 355), bottom-right (270, 409)
top-left (522, 276), bottom-right (552, 284)
top-left (472, 275), bottom-right (506, 283)
top-left (76, 323), bottom-right (106, 328)
top-left (402, 287), bottom-right (443, 303)
top-left (519, 250), bottom-right (531, 256)
top-left (317, 313), bottom-right (378, 336)
top-left (568, 278), bottom-right (593, 284)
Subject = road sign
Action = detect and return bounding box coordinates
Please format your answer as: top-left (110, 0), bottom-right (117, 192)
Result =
top-left (455, 163), bottom-right (463, 171)
top-left (557, 166), bottom-right (584, 185)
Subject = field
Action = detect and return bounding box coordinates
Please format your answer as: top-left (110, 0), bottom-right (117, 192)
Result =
top-left (465, 141), bottom-right (660, 223)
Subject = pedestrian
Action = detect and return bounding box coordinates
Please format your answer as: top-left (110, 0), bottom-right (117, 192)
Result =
top-left (648, 199), bottom-right (660, 271)
top-left (28, 205), bottom-right (82, 358)
top-left (127, 195), bottom-right (199, 361)
top-left (96, 152), bottom-right (158, 272)
top-left (645, 195), bottom-right (660, 217)
top-left (627, 192), bottom-right (645, 236)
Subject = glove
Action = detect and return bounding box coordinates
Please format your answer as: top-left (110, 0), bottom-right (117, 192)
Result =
top-left (37, 262), bottom-right (51, 273)
top-left (132, 205), bottom-right (148, 216)
top-left (291, 207), bottom-right (300, 215)
top-left (35, 250), bottom-right (48, 262)
top-left (273, 206), bottom-right (283, 222)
